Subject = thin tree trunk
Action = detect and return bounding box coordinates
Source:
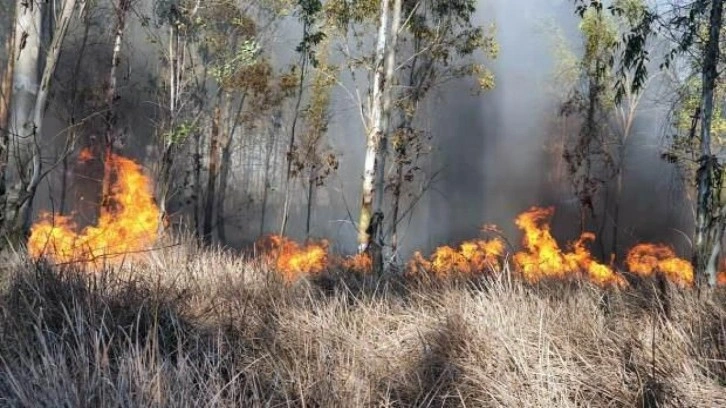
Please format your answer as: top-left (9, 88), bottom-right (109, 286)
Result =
top-left (203, 93), bottom-right (222, 244)
top-left (390, 129), bottom-right (406, 255)
top-left (60, 8), bottom-right (90, 215)
top-left (0, 23), bottom-right (16, 236)
top-left (306, 165), bottom-right (316, 239)
top-left (611, 101), bottom-right (636, 258)
top-left (193, 128), bottom-right (202, 236)
top-left (102, 0), bottom-right (130, 205)
top-left (217, 93), bottom-right (245, 243)
top-left (695, 0), bottom-right (724, 286)
top-left (280, 37), bottom-right (309, 237)
top-left (157, 24), bottom-right (178, 233)
top-left (359, 0), bottom-right (391, 265)
top-left (260, 118), bottom-right (277, 237)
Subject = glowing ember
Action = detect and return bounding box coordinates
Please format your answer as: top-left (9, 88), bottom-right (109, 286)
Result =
top-left (78, 147), bottom-right (94, 163)
top-left (514, 207), bottom-right (626, 287)
top-left (625, 244), bottom-right (694, 287)
top-left (28, 152), bottom-right (160, 267)
top-left (264, 235), bottom-right (328, 282)
top-left (408, 238), bottom-right (505, 277)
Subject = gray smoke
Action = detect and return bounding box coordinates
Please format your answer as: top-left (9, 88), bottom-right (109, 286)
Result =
top-left (23, 0), bottom-right (692, 260)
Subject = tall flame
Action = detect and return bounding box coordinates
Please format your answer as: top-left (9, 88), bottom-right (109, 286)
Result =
top-left (514, 207), bottom-right (626, 287)
top-left (28, 152), bottom-right (160, 267)
top-left (625, 244), bottom-right (694, 287)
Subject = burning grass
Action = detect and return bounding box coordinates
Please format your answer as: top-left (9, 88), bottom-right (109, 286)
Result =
top-left (0, 244), bottom-right (724, 407)
top-left (28, 151), bottom-right (160, 267)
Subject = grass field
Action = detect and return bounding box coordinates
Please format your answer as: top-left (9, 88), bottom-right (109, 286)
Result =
top-left (0, 241), bottom-right (724, 407)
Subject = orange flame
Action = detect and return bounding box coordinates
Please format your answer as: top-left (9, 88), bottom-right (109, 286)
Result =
top-left (625, 244), bottom-right (694, 287)
top-left (341, 252), bottom-right (373, 274)
top-left (28, 153), bottom-right (160, 267)
top-left (408, 238), bottom-right (505, 277)
top-left (264, 235), bottom-right (328, 282)
top-left (514, 207), bottom-right (626, 287)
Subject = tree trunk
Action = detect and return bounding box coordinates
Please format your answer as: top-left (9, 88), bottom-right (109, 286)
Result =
top-left (306, 165), bottom-right (316, 239)
top-left (260, 118), bottom-right (277, 237)
top-left (3, 0), bottom-right (78, 238)
top-left (203, 94), bottom-right (222, 244)
top-left (359, 0), bottom-right (391, 271)
top-left (0, 22), bottom-right (16, 237)
top-left (695, 0), bottom-right (724, 286)
top-left (280, 37), bottom-right (309, 237)
top-left (192, 128), bottom-right (202, 236)
top-left (217, 94), bottom-right (245, 243)
top-left (157, 25), bottom-right (178, 234)
top-left (611, 96), bottom-right (637, 258)
top-left (102, 0), bottom-right (130, 204)
top-left (390, 128), bottom-right (406, 256)
top-left (60, 8), bottom-right (90, 215)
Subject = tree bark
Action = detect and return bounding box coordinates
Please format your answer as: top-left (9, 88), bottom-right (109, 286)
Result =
top-left (217, 93), bottom-right (245, 243)
top-left (359, 0), bottom-right (391, 269)
top-left (202, 94), bottom-right (222, 244)
top-left (102, 0), bottom-right (130, 204)
top-left (60, 7), bottom-right (91, 215)
top-left (695, 0), bottom-right (724, 286)
top-left (0, 21), bottom-right (16, 236)
top-left (260, 115), bottom-right (278, 237)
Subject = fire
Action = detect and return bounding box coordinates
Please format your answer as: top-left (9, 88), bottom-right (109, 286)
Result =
top-left (28, 152), bottom-right (160, 267)
top-left (514, 207), bottom-right (626, 287)
top-left (341, 252), bottom-right (372, 274)
top-left (264, 235), bottom-right (328, 282)
top-left (625, 244), bottom-right (694, 287)
top-left (408, 238), bottom-right (505, 277)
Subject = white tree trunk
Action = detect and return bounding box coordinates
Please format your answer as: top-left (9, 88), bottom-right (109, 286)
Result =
top-left (4, 0), bottom-right (78, 235)
top-left (359, 0), bottom-right (391, 255)
top-left (4, 0), bottom-right (45, 235)
top-left (375, 0), bottom-right (402, 252)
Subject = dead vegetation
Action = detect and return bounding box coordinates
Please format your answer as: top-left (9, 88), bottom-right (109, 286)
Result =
top-left (0, 243), bottom-right (724, 407)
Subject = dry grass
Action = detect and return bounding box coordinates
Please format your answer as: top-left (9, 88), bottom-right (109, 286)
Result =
top-left (0, 241), bottom-right (724, 407)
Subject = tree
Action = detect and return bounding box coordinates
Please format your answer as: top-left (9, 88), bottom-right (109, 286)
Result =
top-left (2, 0), bottom-right (81, 243)
top-left (0, 0), bottom-right (15, 233)
top-left (387, 0), bottom-right (497, 257)
top-left (357, 0), bottom-right (393, 274)
top-left (280, 0), bottom-right (326, 237)
top-left (573, 0), bottom-right (725, 285)
top-left (559, 1), bottom-right (649, 258)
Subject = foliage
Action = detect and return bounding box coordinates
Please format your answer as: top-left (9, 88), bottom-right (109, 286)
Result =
top-left (290, 45), bottom-right (339, 185)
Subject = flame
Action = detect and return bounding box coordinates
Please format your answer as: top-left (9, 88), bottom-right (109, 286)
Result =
top-left (625, 244), bottom-right (694, 287)
top-left (28, 152), bottom-right (160, 267)
top-left (264, 235), bottom-right (328, 282)
top-left (514, 207), bottom-right (626, 287)
top-left (341, 252), bottom-right (372, 274)
top-left (408, 238), bottom-right (505, 277)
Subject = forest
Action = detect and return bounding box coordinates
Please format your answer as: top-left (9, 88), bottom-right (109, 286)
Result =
top-left (0, 0), bottom-right (724, 406)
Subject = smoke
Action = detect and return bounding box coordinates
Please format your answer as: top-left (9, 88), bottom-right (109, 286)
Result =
top-left (25, 0), bottom-right (692, 261)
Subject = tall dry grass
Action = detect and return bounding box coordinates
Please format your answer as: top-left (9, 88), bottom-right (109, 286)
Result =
top-left (0, 241), bottom-right (723, 407)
